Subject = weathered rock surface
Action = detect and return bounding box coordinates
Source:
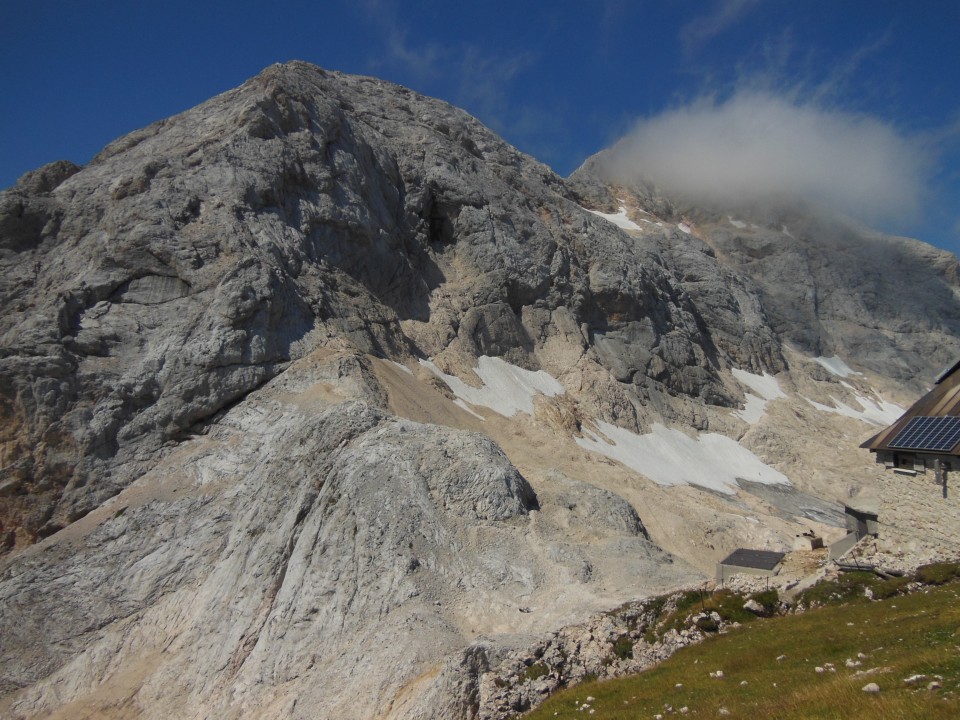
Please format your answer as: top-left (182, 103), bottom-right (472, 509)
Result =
top-left (1, 61), bottom-right (753, 550)
top-left (572, 154), bottom-right (960, 391)
top-left (2, 60), bottom-right (960, 719)
top-left (0, 356), bottom-right (692, 719)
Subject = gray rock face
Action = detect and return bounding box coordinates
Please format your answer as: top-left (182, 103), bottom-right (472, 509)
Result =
top-left (707, 213), bottom-right (960, 388)
top-left (0, 366), bottom-right (690, 718)
top-left (0, 61), bottom-right (752, 548)
top-left (571, 153), bottom-right (960, 391)
top-left (2, 60), bottom-right (960, 719)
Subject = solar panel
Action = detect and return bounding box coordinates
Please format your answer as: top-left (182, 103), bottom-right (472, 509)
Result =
top-left (888, 416), bottom-right (960, 452)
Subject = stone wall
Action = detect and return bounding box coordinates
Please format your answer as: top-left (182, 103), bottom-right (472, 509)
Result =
top-left (867, 469), bottom-right (960, 569)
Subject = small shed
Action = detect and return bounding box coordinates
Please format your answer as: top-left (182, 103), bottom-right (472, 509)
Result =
top-left (861, 360), bottom-right (960, 498)
top-left (844, 496), bottom-right (879, 538)
top-left (716, 548), bottom-right (785, 583)
top-left (828, 492), bottom-right (880, 560)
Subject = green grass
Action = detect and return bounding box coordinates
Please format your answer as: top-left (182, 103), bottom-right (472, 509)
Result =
top-left (525, 581), bottom-right (960, 720)
top-left (654, 588), bottom-right (776, 640)
top-left (916, 562), bottom-right (960, 586)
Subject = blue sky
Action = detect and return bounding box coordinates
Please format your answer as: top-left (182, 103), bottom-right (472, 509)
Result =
top-left (3, 0), bottom-right (959, 252)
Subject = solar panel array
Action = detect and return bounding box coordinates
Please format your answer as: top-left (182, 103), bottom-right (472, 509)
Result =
top-left (888, 416), bottom-right (960, 452)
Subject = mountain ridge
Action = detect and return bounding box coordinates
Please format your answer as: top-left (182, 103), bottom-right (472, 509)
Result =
top-left (1, 61), bottom-right (959, 719)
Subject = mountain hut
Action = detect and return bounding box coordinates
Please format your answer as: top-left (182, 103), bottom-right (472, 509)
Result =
top-left (861, 360), bottom-right (960, 499)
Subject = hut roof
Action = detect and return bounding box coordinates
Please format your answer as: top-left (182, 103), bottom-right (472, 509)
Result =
top-left (862, 359), bottom-right (960, 456)
top-left (719, 548), bottom-right (785, 571)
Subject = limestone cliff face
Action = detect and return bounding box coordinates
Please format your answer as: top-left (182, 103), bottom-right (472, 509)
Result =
top-left (571, 152), bottom-right (960, 388)
top-left (2, 61), bottom-right (959, 719)
top-left (0, 61), bottom-right (772, 549)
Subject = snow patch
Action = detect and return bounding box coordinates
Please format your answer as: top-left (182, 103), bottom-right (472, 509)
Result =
top-left (732, 369), bottom-right (787, 424)
top-left (420, 356), bottom-right (564, 417)
top-left (728, 216), bottom-right (747, 229)
top-left (585, 206), bottom-right (642, 231)
top-left (391, 361), bottom-right (414, 375)
top-left (453, 399), bottom-right (485, 420)
top-left (805, 394), bottom-right (903, 426)
top-left (576, 421), bottom-right (790, 494)
top-left (678, 222), bottom-right (692, 234)
top-left (815, 356), bottom-right (861, 378)
top-left (732, 369), bottom-right (786, 401)
top-left (736, 394), bottom-right (769, 424)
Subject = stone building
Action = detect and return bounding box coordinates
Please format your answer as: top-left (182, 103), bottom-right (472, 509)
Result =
top-left (862, 360), bottom-right (960, 499)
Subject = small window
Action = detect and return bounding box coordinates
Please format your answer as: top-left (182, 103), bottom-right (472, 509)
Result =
top-left (895, 452), bottom-right (916, 469)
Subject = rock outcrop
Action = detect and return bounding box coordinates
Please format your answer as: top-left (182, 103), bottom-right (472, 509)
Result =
top-left (2, 61), bottom-right (959, 719)
top-left (1, 62), bottom-right (755, 550)
top-left (572, 153), bottom-right (960, 390)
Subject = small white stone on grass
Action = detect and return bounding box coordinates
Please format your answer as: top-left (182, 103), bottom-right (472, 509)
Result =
top-left (862, 682), bottom-right (880, 693)
top-left (740, 680), bottom-right (748, 686)
top-left (815, 666), bottom-right (825, 673)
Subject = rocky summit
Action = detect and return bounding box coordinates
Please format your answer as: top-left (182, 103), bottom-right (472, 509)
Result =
top-left (2, 61), bottom-right (959, 719)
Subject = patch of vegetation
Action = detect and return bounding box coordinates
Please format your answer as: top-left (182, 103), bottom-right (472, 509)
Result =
top-left (526, 578), bottom-right (960, 720)
top-left (916, 561), bottom-right (960, 585)
top-left (653, 587), bottom-right (758, 639)
top-left (872, 575), bottom-right (911, 599)
top-left (612, 636), bottom-right (633, 660)
top-left (749, 588), bottom-right (779, 614)
top-left (673, 589), bottom-right (706, 616)
top-left (694, 615), bottom-right (719, 633)
top-left (796, 570), bottom-right (880, 607)
top-left (522, 662), bottom-right (549, 683)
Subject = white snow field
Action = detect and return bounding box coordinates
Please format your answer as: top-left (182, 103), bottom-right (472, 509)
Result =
top-left (815, 355), bottom-right (861, 378)
top-left (805, 393), bottom-right (903, 426)
top-left (732, 368), bottom-right (787, 424)
top-left (576, 421), bottom-right (790, 494)
top-left (585, 206), bottom-right (642, 231)
top-left (420, 356), bottom-right (565, 417)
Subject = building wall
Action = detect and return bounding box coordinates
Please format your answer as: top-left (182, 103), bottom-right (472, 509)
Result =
top-left (874, 468), bottom-right (960, 562)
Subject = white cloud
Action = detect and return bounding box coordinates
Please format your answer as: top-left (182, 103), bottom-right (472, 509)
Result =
top-left (680, 0), bottom-right (762, 57)
top-left (601, 91), bottom-right (930, 226)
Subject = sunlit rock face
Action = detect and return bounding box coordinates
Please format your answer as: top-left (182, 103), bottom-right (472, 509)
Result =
top-left (1, 61), bottom-right (959, 719)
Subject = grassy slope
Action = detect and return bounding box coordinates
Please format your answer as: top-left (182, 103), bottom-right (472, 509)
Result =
top-left (526, 580), bottom-right (960, 719)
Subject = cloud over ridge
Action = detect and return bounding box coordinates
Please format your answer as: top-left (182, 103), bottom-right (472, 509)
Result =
top-left (602, 91), bottom-right (929, 226)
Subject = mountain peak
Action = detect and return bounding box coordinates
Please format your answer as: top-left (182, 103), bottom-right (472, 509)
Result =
top-left (1, 64), bottom-right (958, 720)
